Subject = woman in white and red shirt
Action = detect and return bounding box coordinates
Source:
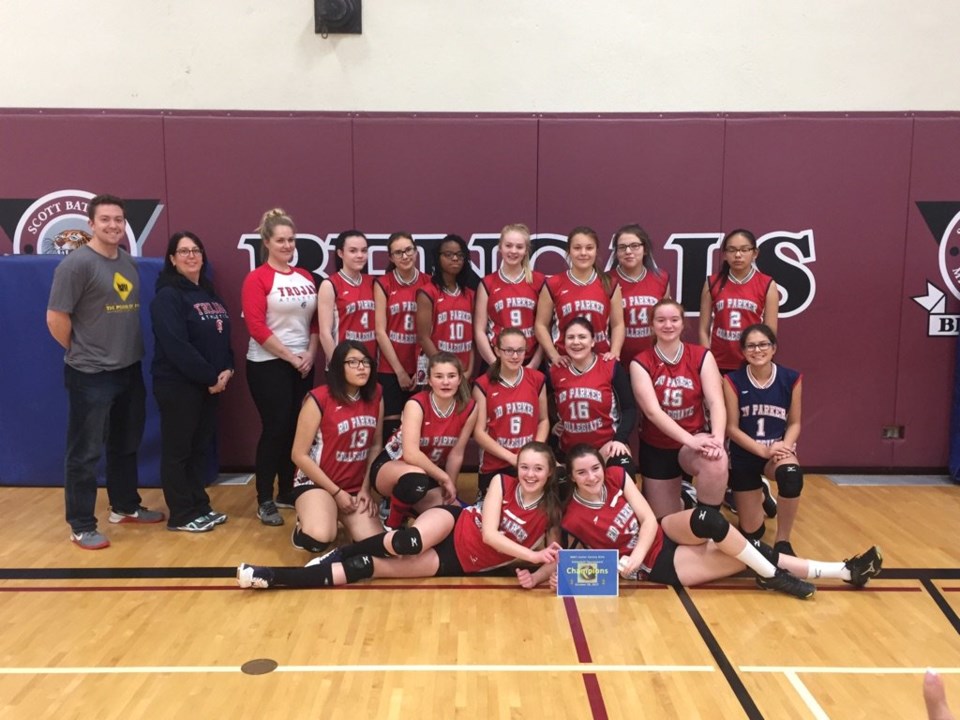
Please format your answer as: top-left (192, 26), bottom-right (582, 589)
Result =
top-left (242, 208), bottom-right (319, 526)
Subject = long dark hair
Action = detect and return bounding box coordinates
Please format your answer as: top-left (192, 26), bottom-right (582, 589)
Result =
top-left (516, 441), bottom-right (562, 531)
top-left (327, 340), bottom-right (378, 403)
top-left (708, 228), bottom-right (756, 296)
top-left (611, 223), bottom-right (662, 276)
top-left (159, 231), bottom-right (214, 292)
top-left (430, 234), bottom-right (478, 291)
top-left (332, 230), bottom-right (367, 272)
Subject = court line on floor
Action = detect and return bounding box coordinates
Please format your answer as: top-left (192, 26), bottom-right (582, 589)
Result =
top-left (675, 586), bottom-right (763, 720)
top-left (740, 666), bottom-right (960, 675)
top-left (921, 578), bottom-right (960, 636)
top-left (0, 663), bottom-right (716, 676)
top-left (562, 597), bottom-right (607, 720)
top-left (784, 671), bottom-right (830, 720)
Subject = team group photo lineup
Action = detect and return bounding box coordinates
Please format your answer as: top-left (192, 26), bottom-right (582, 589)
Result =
top-left (47, 195), bottom-right (882, 601)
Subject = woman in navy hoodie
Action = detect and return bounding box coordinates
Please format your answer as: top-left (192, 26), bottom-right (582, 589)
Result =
top-left (151, 232), bottom-right (234, 532)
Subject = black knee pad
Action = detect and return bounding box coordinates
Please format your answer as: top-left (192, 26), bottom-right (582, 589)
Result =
top-left (294, 527), bottom-right (331, 554)
top-left (775, 464), bottom-right (803, 499)
top-left (390, 527), bottom-right (424, 556)
top-left (689, 506), bottom-right (730, 543)
top-left (342, 554), bottom-right (375, 584)
top-left (605, 453), bottom-right (635, 479)
top-left (740, 521), bottom-right (766, 542)
top-left (753, 540), bottom-right (780, 567)
top-left (393, 473), bottom-right (432, 504)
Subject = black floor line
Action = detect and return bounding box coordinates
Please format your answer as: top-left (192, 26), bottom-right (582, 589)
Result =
top-left (921, 578), bottom-right (960, 636)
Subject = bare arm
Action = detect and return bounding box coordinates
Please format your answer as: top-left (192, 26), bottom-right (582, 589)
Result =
top-left (415, 290), bottom-right (439, 359)
top-left (534, 285), bottom-right (562, 365)
top-left (618, 475), bottom-right (661, 577)
top-left (606, 285), bottom-right (625, 359)
top-left (472, 386), bottom-right (519, 468)
top-left (473, 282), bottom-right (496, 365)
top-left (399, 400), bottom-right (449, 483)
top-left (46, 310), bottom-right (72, 350)
top-left (630, 360), bottom-right (721, 452)
top-left (700, 352), bottom-right (726, 445)
top-left (374, 282), bottom-right (413, 385)
top-left (535, 384), bottom-right (550, 442)
top-left (698, 279), bottom-right (713, 348)
top-left (481, 476), bottom-right (560, 565)
top-left (441, 404), bottom-right (479, 499)
top-left (316, 280), bottom-right (338, 364)
top-left (290, 397), bottom-right (339, 494)
top-left (723, 377), bottom-right (772, 459)
top-left (763, 280), bottom-right (780, 335)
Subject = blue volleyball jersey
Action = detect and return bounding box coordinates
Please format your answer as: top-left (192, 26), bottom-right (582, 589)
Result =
top-left (725, 363), bottom-right (801, 464)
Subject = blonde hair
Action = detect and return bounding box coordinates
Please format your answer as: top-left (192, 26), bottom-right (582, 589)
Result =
top-left (500, 223), bottom-right (533, 284)
top-left (257, 208), bottom-right (296, 262)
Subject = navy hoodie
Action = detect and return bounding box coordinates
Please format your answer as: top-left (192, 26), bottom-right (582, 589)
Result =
top-left (150, 272), bottom-right (234, 386)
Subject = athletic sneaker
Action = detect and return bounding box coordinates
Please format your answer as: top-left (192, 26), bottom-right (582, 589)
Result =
top-left (274, 493), bottom-right (296, 509)
top-left (773, 540), bottom-right (796, 557)
top-left (723, 488), bottom-right (738, 515)
top-left (257, 500), bottom-right (283, 526)
top-left (843, 546), bottom-right (883, 588)
top-left (167, 516), bottom-right (215, 533)
top-left (756, 568), bottom-right (816, 599)
top-left (108, 506), bottom-right (165, 524)
top-left (70, 530), bottom-right (110, 550)
top-left (761, 477), bottom-right (778, 518)
top-left (237, 563), bottom-right (273, 589)
top-left (378, 497), bottom-right (390, 523)
top-left (204, 510), bottom-right (228, 526)
top-left (680, 480), bottom-right (698, 510)
top-left (305, 546), bottom-right (342, 568)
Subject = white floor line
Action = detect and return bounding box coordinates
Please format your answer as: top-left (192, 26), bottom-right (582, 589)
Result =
top-left (785, 671), bottom-right (830, 720)
top-left (740, 666), bottom-right (960, 675)
top-left (0, 663), bottom-right (714, 676)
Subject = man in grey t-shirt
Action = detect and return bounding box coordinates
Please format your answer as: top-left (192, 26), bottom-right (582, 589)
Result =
top-left (46, 194), bottom-right (165, 549)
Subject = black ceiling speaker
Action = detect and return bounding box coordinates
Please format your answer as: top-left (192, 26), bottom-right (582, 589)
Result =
top-left (315, 0), bottom-right (362, 37)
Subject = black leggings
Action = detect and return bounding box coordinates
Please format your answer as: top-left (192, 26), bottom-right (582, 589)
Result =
top-left (246, 358), bottom-right (313, 503)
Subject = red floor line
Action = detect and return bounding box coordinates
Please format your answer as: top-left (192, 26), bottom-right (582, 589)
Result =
top-left (562, 596), bottom-right (593, 663)
top-left (582, 673), bottom-right (609, 720)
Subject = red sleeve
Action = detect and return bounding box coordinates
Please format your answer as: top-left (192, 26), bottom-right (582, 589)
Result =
top-left (241, 266), bottom-right (274, 346)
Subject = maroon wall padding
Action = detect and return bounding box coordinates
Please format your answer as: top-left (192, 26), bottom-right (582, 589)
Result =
top-left (1, 110), bottom-right (957, 470)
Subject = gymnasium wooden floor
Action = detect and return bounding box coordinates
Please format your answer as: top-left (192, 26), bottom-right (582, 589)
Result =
top-left (0, 475), bottom-right (958, 719)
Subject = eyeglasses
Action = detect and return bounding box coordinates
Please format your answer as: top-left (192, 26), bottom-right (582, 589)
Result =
top-left (744, 342), bottom-right (773, 352)
top-left (344, 358), bottom-right (373, 368)
top-left (724, 246), bottom-right (756, 256)
top-left (175, 248), bottom-right (203, 257)
top-left (497, 347), bottom-right (525, 356)
top-left (390, 247), bottom-right (416, 258)
top-left (616, 243), bottom-right (644, 254)
top-left (440, 251), bottom-right (466, 260)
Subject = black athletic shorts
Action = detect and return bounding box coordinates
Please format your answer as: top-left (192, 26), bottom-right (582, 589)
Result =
top-left (432, 505), bottom-right (466, 577)
top-left (638, 439), bottom-right (682, 480)
top-left (378, 372), bottom-right (417, 417)
top-left (728, 455), bottom-right (767, 492)
top-left (645, 535), bottom-right (680, 587)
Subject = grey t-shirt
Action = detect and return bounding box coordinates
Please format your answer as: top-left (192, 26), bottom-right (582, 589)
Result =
top-left (47, 245), bottom-right (144, 372)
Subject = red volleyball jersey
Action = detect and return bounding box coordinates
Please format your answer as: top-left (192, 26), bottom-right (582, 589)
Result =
top-left (376, 270), bottom-right (431, 375)
top-left (612, 267), bottom-right (670, 363)
top-left (419, 284), bottom-right (476, 370)
top-left (384, 390), bottom-right (476, 466)
top-left (550, 356), bottom-right (620, 452)
top-left (707, 268), bottom-right (773, 371)
top-left (327, 271), bottom-right (378, 360)
top-left (453, 474), bottom-right (549, 573)
top-left (633, 343), bottom-right (709, 450)
top-left (481, 270), bottom-right (546, 361)
top-left (560, 466), bottom-right (665, 579)
top-left (544, 271), bottom-right (613, 355)
top-left (293, 384), bottom-right (383, 493)
top-left (474, 367), bottom-right (545, 473)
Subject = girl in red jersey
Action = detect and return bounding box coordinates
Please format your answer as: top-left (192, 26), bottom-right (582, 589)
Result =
top-left (535, 226), bottom-right (624, 366)
top-left (237, 441), bottom-right (563, 589)
top-left (474, 224), bottom-right (546, 369)
top-left (288, 341), bottom-right (384, 554)
top-left (376, 352), bottom-right (478, 529)
top-left (698, 229), bottom-right (780, 374)
top-left (374, 232), bottom-right (431, 445)
top-left (242, 208), bottom-right (319, 526)
top-left (473, 328), bottom-right (550, 498)
top-left (609, 224), bottom-right (671, 364)
top-left (317, 230), bottom-right (378, 366)
top-left (555, 445), bottom-right (880, 598)
top-left (630, 299), bottom-right (727, 519)
top-left (416, 234), bottom-right (478, 379)
top-left (550, 317), bottom-right (637, 471)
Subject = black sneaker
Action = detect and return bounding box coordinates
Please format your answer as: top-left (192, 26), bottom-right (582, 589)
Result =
top-left (761, 478), bottom-right (778, 518)
top-left (843, 546), bottom-right (883, 588)
top-left (773, 540), bottom-right (796, 557)
top-left (756, 568), bottom-right (816, 599)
